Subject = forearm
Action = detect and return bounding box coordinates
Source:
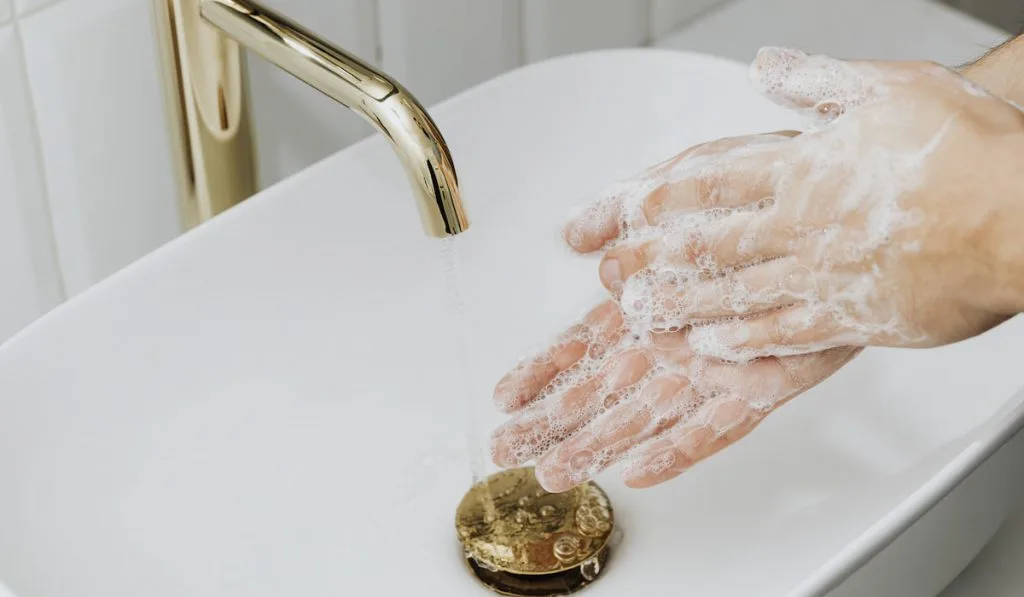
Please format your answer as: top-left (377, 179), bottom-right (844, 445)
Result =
top-left (962, 33), bottom-right (1024, 105)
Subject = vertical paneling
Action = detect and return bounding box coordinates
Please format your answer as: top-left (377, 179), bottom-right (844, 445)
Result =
top-left (650, 0), bottom-right (726, 38)
top-left (0, 25), bottom-right (63, 342)
top-left (246, 0), bottom-right (380, 189)
top-left (522, 0), bottom-right (650, 62)
top-left (20, 0), bottom-right (181, 296)
top-left (13, 0), bottom-right (57, 19)
top-left (377, 0), bottom-right (522, 106)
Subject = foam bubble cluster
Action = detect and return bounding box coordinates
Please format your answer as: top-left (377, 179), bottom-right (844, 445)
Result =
top-left (750, 47), bottom-right (884, 124)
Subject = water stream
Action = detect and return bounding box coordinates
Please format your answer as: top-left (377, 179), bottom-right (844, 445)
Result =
top-left (440, 236), bottom-right (497, 519)
top-left (440, 236), bottom-right (487, 482)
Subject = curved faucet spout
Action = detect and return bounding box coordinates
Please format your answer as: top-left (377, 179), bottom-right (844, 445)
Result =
top-left (153, 0), bottom-right (469, 237)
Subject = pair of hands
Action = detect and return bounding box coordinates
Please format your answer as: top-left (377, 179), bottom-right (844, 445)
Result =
top-left (490, 47), bottom-right (1024, 492)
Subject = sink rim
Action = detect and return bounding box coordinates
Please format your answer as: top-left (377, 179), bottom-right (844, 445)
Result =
top-left (799, 384), bottom-right (1024, 594)
top-left (1, 47), bottom-right (1023, 596)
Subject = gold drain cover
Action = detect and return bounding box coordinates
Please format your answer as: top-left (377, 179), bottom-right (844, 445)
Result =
top-left (455, 466), bottom-right (614, 596)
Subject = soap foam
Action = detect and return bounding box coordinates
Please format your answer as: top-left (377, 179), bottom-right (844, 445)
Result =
top-left (496, 47), bottom-right (957, 489)
top-left (750, 47), bottom-right (885, 123)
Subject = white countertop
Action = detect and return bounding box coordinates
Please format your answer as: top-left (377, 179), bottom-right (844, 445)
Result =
top-left (658, 0), bottom-right (1023, 595)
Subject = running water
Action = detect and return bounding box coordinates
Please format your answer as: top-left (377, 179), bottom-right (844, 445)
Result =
top-left (440, 236), bottom-right (489, 485)
top-left (440, 236), bottom-right (498, 523)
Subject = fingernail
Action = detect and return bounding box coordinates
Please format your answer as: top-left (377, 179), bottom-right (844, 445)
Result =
top-left (535, 465), bottom-right (573, 493)
top-left (563, 221), bottom-right (587, 252)
top-left (489, 432), bottom-right (511, 468)
top-left (490, 422), bottom-right (530, 468)
top-left (493, 369), bottom-right (527, 413)
top-left (493, 380), bottom-right (514, 411)
top-left (600, 258), bottom-right (623, 293)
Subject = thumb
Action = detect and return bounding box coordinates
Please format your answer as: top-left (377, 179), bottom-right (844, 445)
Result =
top-left (750, 47), bottom-right (883, 122)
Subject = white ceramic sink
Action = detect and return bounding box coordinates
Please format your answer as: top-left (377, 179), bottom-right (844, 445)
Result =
top-left (2, 49), bottom-right (1024, 597)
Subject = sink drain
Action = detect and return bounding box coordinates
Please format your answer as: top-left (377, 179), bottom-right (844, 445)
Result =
top-left (455, 467), bottom-right (614, 596)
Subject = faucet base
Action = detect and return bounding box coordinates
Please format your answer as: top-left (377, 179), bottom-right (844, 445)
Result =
top-left (151, 0), bottom-right (258, 229)
top-left (455, 467), bottom-right (614, 596)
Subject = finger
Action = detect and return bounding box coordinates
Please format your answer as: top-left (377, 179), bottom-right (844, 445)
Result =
top-left (493, 301), bottom-right (624, 413)
top-left (562, 132), bottom-right (798, 253)
top-left (684, 257), bottom-right (819, 320)
top-left (616, 256), bottom-right (810, 333)
top-left (622, 347), bottom-right (857, 488)
top-left (688, 304), bottom-right (855, 361)
top-left (534, 374), bottom-right (693, 492)
top-left (669, 208), bottom-right (798, 272)
top-left (563, 193), bottom-right (629, 254)
top-left (597, 209), bottom-right (798, 297)
top-left (639, 145), bottom-right (788, 225)
top-left (622, 394), bottom-right (763, 488)
top-left (691, 345), bottom-right (860, 407)
top-left (597, 241), bottom-right (655, 296)
top-left (751, 47), bottom-right (884, 121)
top-left (490, 348), bottom-right (653, 468)
top-left (562, 151), bottom-right (692, 253)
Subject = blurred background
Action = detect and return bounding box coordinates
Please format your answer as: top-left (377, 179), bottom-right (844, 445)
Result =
top-left (0, 0), bottom-right (1015, 346)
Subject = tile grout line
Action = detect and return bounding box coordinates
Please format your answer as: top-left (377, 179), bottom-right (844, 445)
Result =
top-left (11, 0), bottom-right (63, 24)
top-left (9, 18), bottom-right (70, 303)
top-left (646, 0), bottom-right (741, 47)
top-left (515, 0), bottom-right (526, 66)
top-left (675, 0), bottom-right (745, 34)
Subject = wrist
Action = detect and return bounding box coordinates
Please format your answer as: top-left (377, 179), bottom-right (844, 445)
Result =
top-left (976, 134), bottom-right (1024, 316)
top-left (962, 35), bottom-right (1024, 106)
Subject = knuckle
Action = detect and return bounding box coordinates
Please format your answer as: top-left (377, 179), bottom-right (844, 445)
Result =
top-left (642, 184), bottom-right (670, 223)
top-left (693, 171), bottom-right (720, 208)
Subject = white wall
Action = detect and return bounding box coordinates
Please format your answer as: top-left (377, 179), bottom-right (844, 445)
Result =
top-left (0, 0), bottom-right (729, 344)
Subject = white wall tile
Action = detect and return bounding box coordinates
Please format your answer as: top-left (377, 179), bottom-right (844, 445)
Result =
top-left (20, 0), bottom-right (182, 296)
top-left (377, 0), bottom-right (522, 106)
top-left (0, 25), bottom-right (63, 342)
top-left (650, 0), bottom-right (727, 38)
top-left (657, 0), bottom-right (1008, 66)
top-left (522, 0), bottom-right (651, 62)
top-left (246, 0), bottom-right (380, 189)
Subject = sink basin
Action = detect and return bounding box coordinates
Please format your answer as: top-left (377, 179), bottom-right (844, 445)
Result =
top-left (1, 48), bottom-right (1024, 597)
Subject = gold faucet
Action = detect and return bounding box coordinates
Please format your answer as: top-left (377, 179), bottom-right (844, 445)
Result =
top-left (152, 0), bottom-right (469, 237)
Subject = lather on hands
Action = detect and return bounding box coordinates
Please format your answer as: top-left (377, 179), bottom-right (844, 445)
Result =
top-left (490, 46), bottom-right (1024, 493)
top-left (587, 47), bottom-right (1024, 360)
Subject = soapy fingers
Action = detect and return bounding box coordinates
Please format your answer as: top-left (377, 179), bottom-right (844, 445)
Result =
top-left (561, 132), bottom-right (798, 255)
top-left (491, 304), bottom-right (860, 492)
top-left (620, 346), bottom-right (860, 488)
top-left (493, 300), bottom-right (625, 413)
